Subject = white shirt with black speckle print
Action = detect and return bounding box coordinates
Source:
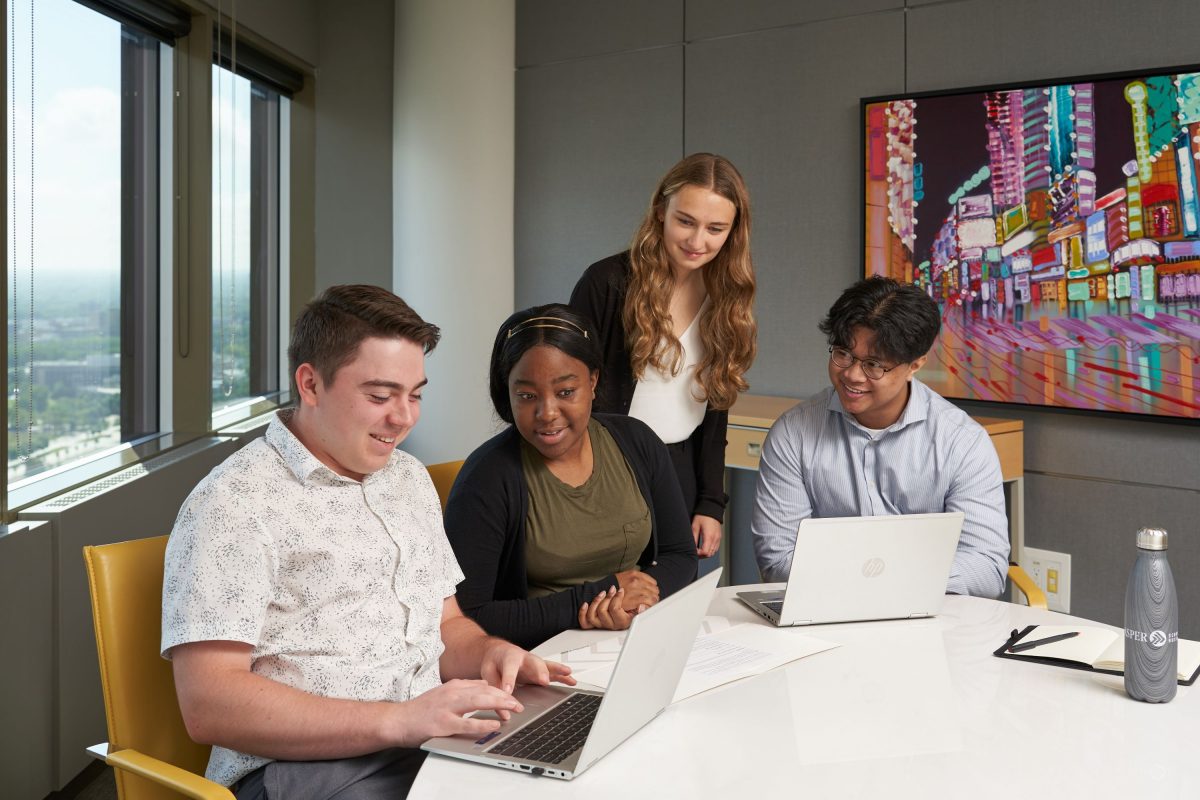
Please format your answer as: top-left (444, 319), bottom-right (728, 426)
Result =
top-left (161, 409), bottom-right (464, 787)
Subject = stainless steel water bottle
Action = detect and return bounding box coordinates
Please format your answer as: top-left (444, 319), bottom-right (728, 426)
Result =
top-left (1124, 527), bottom-right (1178, 703)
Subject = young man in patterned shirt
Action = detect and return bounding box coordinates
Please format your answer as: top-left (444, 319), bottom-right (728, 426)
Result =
top-left (161, 285), bottom-right (573, 799)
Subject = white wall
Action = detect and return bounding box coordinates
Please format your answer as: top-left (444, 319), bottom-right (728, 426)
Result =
top-left (393, 0), bottom-right (515, 463)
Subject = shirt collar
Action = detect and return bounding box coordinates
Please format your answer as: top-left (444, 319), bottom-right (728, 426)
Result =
top-left (265, 409), bottom-right (363, 485)
top-left (894, 378), bottom-right (930, 430)
top-left (826, 378), bottom-right (930, 435)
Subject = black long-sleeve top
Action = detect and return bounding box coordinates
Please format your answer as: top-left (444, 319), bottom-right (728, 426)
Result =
top-left (444, 413), bottom-right (698, 649)
top-left (569, 252), bottom-right (729, 520)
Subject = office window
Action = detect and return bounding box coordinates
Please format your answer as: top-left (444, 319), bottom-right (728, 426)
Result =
top-left (6, 0), bottom-right (161, 487)
top-left (211, 63), bottom-right (282, 422)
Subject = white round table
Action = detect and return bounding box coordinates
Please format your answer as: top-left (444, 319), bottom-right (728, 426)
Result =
top-left (411, 586), bottom-right (1200, 799)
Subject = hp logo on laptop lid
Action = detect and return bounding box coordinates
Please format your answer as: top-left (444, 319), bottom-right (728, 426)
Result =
top-left (862, 558), bottom-right (886, 578)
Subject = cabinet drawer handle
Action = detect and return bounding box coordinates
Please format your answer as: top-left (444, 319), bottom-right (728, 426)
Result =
top-left (746, 442), bottom-right (762, 457)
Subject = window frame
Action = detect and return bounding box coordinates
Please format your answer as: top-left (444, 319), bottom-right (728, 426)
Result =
top-left (121, 25), bottom-right (161, 440)
top-left (209, 62), bottom-right (286, 423)
top-left (0, 1), bottom-right (303, 516)
top-left (3, 3), bottom-right (168, 510)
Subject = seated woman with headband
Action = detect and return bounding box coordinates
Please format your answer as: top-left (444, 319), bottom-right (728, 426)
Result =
top-left (444, 304), bottom-right (697, 649)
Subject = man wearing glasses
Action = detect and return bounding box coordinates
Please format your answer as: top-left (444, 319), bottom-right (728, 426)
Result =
top-left (750, 276), bottom-right (1009, 597)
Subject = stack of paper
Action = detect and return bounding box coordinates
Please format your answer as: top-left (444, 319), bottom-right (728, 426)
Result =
top-left (544, 616), bottom-right (839, 703)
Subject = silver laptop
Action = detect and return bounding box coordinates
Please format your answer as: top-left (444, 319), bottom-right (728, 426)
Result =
top-left (737, 512), bottom-right (963, 626)
top-left (422, 568), bottom-right (721, 780)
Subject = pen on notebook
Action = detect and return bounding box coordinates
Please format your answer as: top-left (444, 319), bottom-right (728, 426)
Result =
top-left (1008, 631), bottom-right (1079, 653)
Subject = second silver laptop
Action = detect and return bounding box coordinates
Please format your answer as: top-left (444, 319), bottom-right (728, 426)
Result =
top-left (738, 512), bottom-right (963, 626)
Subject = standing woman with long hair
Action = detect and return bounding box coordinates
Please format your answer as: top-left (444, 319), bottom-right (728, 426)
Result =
top-left (570, 153), bottom-right (757, 559)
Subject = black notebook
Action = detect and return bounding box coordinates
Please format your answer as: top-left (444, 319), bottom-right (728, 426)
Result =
top-left (994, 624), bottom-right (1200, 686)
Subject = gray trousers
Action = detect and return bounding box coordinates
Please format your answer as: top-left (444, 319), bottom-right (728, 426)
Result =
top-left (233, 749), bottom-right (426, 800)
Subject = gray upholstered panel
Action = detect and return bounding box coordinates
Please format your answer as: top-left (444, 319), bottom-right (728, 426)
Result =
top-left (515, 47), bottom-right (684, 309)
top-left (0, 523), bottom-right (53, 798)
top-left (514, 0), bottom-right (1200, 631)
top-left (686, 0), bottom-right (902, 41)
top-left (906, 0), bottom-right (1200, 490)
top-left (684, 12), bottom-right (905, 398)
top-left (956, 400), bottom-right (1200, 493)
top-left (908, 0), bottom-right (1200, 91)
top-left (516, 0), bottom-right (682, 67)
top-left (1023, 473), bottom-right (1200, 638)
top-left (908, 0), bottom-right (1200, 600)
top-left (314, 0), bottom-right (394, 289)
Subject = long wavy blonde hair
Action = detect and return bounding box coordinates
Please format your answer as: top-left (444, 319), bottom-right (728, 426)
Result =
top-left (624, 153), bottom-right (757, 410)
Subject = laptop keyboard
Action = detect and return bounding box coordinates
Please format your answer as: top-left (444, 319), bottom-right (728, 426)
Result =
top-left (763, 600), bottom-right (784, 614)
top-left (489, 692), bottom-right (602, 765)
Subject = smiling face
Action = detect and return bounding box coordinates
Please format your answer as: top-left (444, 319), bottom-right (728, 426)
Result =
top-left (828, 326), bottom-right (925, 430)
top-left (290, 335), bottom-right (426, 481)
top-left (508, 345), bottom-right (598, 466)
top-left (659, 183), bottom-right (737, 279)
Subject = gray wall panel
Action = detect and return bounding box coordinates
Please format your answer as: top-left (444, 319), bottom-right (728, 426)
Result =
top-left (907, 0), bottom-right (1200, 595)
top-left (957, 400), bottom-right (1200, 493)
top-left (0, 523), bottom-right (53, 798)
top-left (685, 13), bottom-right (905, 398)
top-left (515, 48), bottom-right (683, 309)
top-left (1023, 473), bottom-right (1200, 637)
top-left (908, 0), bottom-right (1200, 92)
top-left (686, 0), bottom-right (901, 41)
top-left (517, 0), bottom-right (681, 67)
top-left (516, 1), bottom-right (1200, 629)
top-left (314, 0), bottom-right (394, 290)
top-left (236, 0), bottom-right (318, 66)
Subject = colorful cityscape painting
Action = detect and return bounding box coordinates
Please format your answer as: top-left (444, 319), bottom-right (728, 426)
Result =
top-left (864, 68), bottom-right (1200, 420)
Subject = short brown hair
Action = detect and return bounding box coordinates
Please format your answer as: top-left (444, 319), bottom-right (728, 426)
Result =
top-left (288, 284), bottom-right (441, 386)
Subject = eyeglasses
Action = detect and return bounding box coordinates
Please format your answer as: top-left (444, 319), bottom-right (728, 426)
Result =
top-left (828, 346), bottom-right (900, 381)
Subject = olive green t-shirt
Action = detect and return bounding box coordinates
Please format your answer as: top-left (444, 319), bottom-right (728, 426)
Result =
top-left (521, 418), bottom-right (652, 598)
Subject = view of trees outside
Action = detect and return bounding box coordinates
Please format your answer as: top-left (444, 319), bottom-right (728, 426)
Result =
top-left (7, 0), bottom-right (123, 481)
top-left (5, 2), bottom-right (271, 485)
top-left (211, 64), bottom-right (254, 413)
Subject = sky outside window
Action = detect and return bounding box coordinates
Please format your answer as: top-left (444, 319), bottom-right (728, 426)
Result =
top-left (211, 63), bottom-right (252, 412)
top-left (7, 0), bottom-right (122, 482)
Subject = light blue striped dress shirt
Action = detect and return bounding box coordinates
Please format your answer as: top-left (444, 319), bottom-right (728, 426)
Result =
top-left (750, 379), bottom-right (1009, 598)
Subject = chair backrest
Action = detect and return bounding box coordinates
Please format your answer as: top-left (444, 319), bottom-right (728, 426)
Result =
top-left (83, 536), bottom-right (213, 800)
top-left (426, 459), bottom-right (464, 510)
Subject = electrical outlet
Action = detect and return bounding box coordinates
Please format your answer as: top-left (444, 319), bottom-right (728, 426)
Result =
top-left (1020, 547), bottom-right (1071, 613)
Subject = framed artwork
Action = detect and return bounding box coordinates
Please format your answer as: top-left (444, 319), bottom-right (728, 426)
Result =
top-left (863, 66), bottom-right (1200, 420)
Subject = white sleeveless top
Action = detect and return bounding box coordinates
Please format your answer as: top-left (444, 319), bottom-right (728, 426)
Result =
top-left (628, 301), bottom-right (708, 444)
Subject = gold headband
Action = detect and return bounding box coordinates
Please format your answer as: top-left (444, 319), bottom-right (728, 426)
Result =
top-left (506, 316), bottom-right (590, 339)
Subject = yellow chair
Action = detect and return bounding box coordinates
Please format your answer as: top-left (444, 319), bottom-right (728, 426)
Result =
top-left (1009, 563), bottom-right (1048, 609)
top-left (426, 459), bottom-right (464, 511)
top-left (83, 536), bottom-right (234, 800)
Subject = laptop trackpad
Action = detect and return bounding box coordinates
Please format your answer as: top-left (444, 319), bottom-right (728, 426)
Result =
top-left (470, 683), bottom-right (578, 728)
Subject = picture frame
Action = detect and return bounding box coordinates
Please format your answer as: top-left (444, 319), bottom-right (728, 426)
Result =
top-left (863, 65), bottom-right (1200, 421)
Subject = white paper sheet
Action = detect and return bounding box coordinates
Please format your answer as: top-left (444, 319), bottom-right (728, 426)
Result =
top-left (540, 615), bottom-right (733, 668)
top-left (570, 622), bottom-right (840, 702)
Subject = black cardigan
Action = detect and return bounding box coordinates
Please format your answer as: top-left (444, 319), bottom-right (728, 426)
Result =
top-left (569, 252), bottom-right (729, 520)
top-left (444, 413), bottom-right (698, 650)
